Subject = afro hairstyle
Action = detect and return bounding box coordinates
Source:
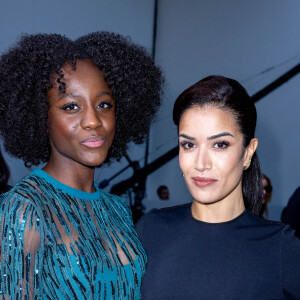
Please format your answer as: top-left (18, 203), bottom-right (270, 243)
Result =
top-left (0, 32), bottom-right (163, 167)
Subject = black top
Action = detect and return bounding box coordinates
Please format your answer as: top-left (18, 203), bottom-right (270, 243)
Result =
top-left (136, 203), bottom-right (300, 300)
top-left (284, 186), bottom-right (300, 237)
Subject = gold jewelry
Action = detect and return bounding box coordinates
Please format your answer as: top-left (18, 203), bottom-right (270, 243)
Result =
top-left (182, 173), bottom-right (185, 177)
top-left (243, 160), bottom-right (251, 170)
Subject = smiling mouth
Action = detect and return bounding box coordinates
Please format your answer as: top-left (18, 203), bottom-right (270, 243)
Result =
top-left (80, 136), bottom-right (105, 148)
top-left (191, 177), bottom-right (217, 188)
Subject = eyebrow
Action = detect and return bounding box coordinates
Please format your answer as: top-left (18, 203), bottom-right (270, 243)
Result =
top-left (207, 132), bottom-right (234, 140)
top-left (178, 134), bottom-right (195, 140)
top-left (179, 132), bottom-right (234, 141)
top-left (57, 91), bottom-right (113, 102)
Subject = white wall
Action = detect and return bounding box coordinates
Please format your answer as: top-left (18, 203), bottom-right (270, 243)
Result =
top-left (1, 0), bottom-right (300, 221)
top-left (146, 0), bottom-right (300, 220)
top-left (0, 0), bottom-right (155, 187)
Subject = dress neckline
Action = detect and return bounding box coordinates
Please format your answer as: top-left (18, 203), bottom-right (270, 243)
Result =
top-left (189, 204), bottom-right (247, 226)
top-left (31, 168), bottom-right (101, 201)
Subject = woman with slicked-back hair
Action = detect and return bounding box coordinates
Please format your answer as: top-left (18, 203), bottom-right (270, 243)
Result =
top-left (136, 75), bottom-right (300, 299)
top-left (0, 32), bottom-right (163, 299)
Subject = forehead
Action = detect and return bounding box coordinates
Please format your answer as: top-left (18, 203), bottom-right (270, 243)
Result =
top-left (50, 59), bottom-right (105, 89)
top-left (47, 59), bottom-right (113, 105)
top-left (179, 106), bottom-right (240, 136)
top-left (65, 59), bottom-right (103, 80)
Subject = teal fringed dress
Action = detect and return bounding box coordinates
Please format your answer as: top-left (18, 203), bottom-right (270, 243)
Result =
top-left (0, 169), bottom-right (146, 299)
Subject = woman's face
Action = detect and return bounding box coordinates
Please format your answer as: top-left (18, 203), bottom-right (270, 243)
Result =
top-left (262, 177), bottom-right (271, 204)
top-left (47, 59), bottom-right (115, 169)
top-left (179, 106), bottom-right (257, 207)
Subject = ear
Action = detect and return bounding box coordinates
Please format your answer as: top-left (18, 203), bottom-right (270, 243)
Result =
top-left (243, 138), bottom-right (258, 169)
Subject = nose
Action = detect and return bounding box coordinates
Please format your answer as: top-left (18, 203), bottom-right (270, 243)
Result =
top-left (195, 147), bottom-right (212, 172)
top-left (80, 107), bottom-right (102, 129)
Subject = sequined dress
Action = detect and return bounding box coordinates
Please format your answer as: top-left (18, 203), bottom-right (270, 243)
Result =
top-left (0, 169), bottom-right (146, 299)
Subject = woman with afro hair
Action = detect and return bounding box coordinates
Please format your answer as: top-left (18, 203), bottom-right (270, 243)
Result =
top-left (0, 32), bottom-right (163, 299)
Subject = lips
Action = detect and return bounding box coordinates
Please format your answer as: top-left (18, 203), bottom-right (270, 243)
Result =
top-left (191, 177), bottom-right (217, 188)
top-left (80, 136), bottom-right (105, 148)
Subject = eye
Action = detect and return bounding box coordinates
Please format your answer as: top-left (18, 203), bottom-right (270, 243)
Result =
top-left (213, 140), bottom-right (230, 149)
top-left (180, 141), bottom-right (195, 150)
top-left (60, 102), bottom-right (80, 111)
top-left (97, 101), bottom-right (114, 109)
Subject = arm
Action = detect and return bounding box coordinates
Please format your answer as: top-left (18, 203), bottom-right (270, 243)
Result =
top-left (0, 194), bottom-right (44, 299)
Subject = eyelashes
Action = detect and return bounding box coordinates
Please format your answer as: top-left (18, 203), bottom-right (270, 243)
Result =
top-left (97, 101), bottom-right (113, 109)
top-left (179, 141), bottom-right (195, 150)
top-left (213, 140), bottom-right (230, 149)
top-left (179, 140), bottom-right (230, 150)
top-left (60, 102), bottom-right (79, 111)
top-left (60, 100), bottom-right (114, 111)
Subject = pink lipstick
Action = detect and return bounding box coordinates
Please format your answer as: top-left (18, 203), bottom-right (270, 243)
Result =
top-left (80, 136), bottom-right (105, 148)
top-left (191, 177), bottom-right (217, 188)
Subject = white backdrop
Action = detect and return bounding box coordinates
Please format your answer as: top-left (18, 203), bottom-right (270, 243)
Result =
top-left (1, 0), bottom-right (300, 221)
top-left (0, 0), bottom-right (156, 189)
top-left (146, 0), bottom-right (300, 220)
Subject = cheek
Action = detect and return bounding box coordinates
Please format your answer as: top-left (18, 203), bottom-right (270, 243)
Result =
top-left (109, 127), bottom-right (116, 147)
top-left (179, 150), bottom-right (193, 173)
top-left (216, 151), bottom-right (244, 180)
top-left (111, 117), bottom-right (116, 134)
top-left (48, 115), bottom-right (75, 142)
top-left (178, 150), bottom-right (185, 172)
top-left (104, 115), bottom-right (116, 143)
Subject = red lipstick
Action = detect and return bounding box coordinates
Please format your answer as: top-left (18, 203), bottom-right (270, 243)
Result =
top-left (80, 136), bottom-right (105, 148)
top-left (191, 177), bottom-right (217, 188)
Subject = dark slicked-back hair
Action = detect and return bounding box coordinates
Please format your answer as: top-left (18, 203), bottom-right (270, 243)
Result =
top-left (0, 32), bottom-right (163, 167)
top-left (173, 75), bottom-right (263, 215)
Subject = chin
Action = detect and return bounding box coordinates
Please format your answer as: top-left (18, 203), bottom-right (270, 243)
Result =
top-left (190, 189), bottom-right (223, 205)
top-left (193, 197), bottom-right (219, 205)
top-left (80, 152), bottom-right (108, 166)
top-left (189, 189), bottom-right (216, 202)
top-left (79, 157), bottom-right (107, 168)
top-left (86, 160), bottom-right (106, 168)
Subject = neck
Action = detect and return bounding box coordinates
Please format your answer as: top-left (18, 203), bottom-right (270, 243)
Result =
top-left (191, 187), bottom-right (245, 223)
top-left (42, 159), bottom-right (96, 193)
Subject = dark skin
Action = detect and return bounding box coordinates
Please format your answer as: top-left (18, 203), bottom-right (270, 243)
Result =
top-left (43, 59), bottom-right (116, 192)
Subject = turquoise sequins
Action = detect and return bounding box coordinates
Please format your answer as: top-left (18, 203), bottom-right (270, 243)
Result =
top-left (0, 169), bottom-right (146, 299)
